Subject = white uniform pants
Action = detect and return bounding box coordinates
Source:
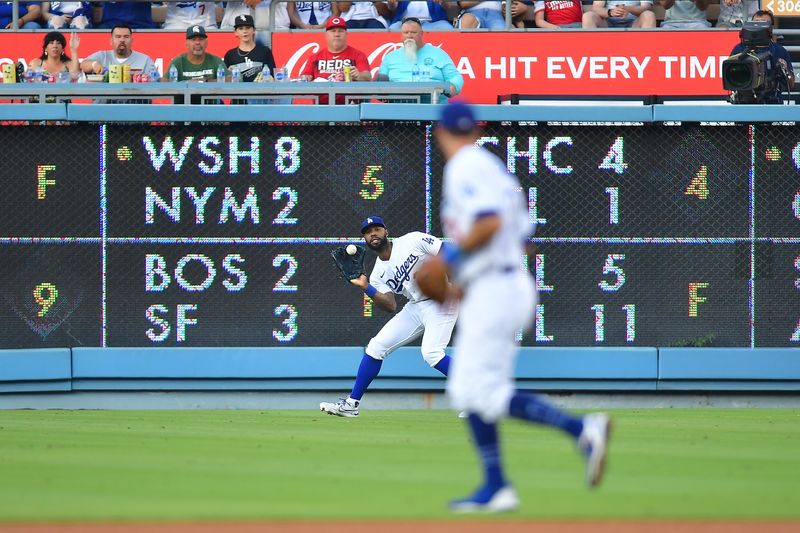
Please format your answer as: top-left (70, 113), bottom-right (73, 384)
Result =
top-left (366, 299), bottom-right (458, 367)
top-left (447, 270), bottom-right (536, 422)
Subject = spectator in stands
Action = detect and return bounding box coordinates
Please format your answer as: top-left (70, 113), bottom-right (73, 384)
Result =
top-left (168, 25), bottom-right (226, 81)
top-left (582, 1), bottom-right (655, 28)
top-left (375, 17), bottom-right (463, 102)
top-left (224, 14), bottom-right (276, 80)
top-left (454, 1), bottom-right (505, 29)
top-left (220, 0), bottom-right (290, 31)
top-left (93, 1), bottom-right (156, 29)
top-left (717, 0), bottom-right (757, 28)
top-left (503, 0), bottom-right (532, 28)
top-left (163, 1), bottom-right (217, 30)
top-left (42, 2), bottom-right (91, 29)
top-left (659, 0), bottom-right (710, 28)
top-left (288, 1), bottom-right (338, 29)
top-left (28, 30), bottom-right (80, 78)
top-left (80, 24), bottom-right (155, 76)
top-left (387, 0), bottom-right (452, 30)
top-left (729, 9), bottom-right (795, 101)
top-left (1, 1), bottom-right (42, 29)
top-left (534, 0), bottom-right (583, 28)
top-left (299, 16), bottom-right (370, 103)
top-left (337, 0), bottom-right (390, 29)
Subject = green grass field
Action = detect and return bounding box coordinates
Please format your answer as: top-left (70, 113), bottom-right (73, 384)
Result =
top-left (0, 409), bottom-right (798, 521)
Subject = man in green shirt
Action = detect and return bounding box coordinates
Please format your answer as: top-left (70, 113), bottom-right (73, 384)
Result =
top-left (168, 25), bottom-right (226, 82)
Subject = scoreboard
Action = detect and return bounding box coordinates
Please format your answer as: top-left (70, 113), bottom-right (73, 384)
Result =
top-left (1, 122), bottom-right (798, 348)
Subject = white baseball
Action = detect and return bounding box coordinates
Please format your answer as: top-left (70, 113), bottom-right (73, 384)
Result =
top-left (346, 244), bottom-right (358, 255)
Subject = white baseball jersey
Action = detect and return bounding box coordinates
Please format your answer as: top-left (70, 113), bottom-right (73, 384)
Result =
top-left (441, 144), bottom-right (533, 286)
top-left (163, 2), bottom-right (217, 30)
top-left (442, 143), bottom-right (536, 422)
top-left (364, 231), bottom-right (457, 366)
top-left (369, 232), bottom-right (442, 303)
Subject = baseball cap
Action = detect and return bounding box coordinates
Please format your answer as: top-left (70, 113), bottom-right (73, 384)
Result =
top-left (326, 17), bottom-right (347, 31)
top-left (234, 14), bottom-right (255, 28)
top-left (439, 101), bottom-right (477, 134)
top-left (360, 216), bottom-right (385, 234)
top-left (186, 25), bottom-right (207, 39)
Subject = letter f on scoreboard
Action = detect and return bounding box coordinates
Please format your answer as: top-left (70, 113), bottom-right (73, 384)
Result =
top-left (688, 282), bottom-right (709, 317)
top-left (37, 165), bottom-right (57, 200)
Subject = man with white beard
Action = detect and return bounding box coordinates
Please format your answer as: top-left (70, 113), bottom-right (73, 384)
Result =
top-left (375, 17), bottom-right (463, 103)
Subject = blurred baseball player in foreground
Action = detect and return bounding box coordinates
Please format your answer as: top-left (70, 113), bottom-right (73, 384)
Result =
top-left (320, 216), bottom-right (459, 417)
top-left (430, 102), bottom-right (611, 512)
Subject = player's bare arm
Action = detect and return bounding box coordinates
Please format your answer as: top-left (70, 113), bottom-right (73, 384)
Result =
top-left (350, 274), bottom-right (397, 313)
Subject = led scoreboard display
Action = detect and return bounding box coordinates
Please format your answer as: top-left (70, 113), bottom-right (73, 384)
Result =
top-left (1, 122), bottom-right (798, 348)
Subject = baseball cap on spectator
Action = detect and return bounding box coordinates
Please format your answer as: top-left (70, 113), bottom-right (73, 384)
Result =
top-left (326, 17), bottom-right (347, 31)
top-left (439, 101), bottom-right (477, 135)
top-left (360, 216), bottom-right (386, 234)
top-left (234, 14), bottom-right (255, 28)
top-left (186, 25), bottom-right (207, 39)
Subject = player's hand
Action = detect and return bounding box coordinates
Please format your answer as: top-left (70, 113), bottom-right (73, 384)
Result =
top-left (350, 274), bottom-right (368, 289)
top-left (349, 68), bottom-right (360, 81)
top-left (610, 5), bottom-right (625, 17)
top-left (331, 71), bottom-right (344, 82)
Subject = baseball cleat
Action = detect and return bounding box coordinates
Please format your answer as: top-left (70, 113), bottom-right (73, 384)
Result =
top-left (449, 485), bottom-right (519, 513)
top-left (319, 398), bottom-right (359, 417)
top-left (578, 412), bottom-right (612, 488)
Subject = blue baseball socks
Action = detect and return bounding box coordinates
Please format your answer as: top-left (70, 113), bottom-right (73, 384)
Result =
top-left (433, 354), bottom-right (452, 375)
top-left (348, 353), bottom-right (383, 401)
top-left (508, 391), bottom-right (584, 438)
top-left (451, 413), bottom-right (508, 505)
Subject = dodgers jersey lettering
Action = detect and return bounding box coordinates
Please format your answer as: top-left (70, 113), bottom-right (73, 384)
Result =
top-left (369, 232), bottom-right (442, 302)
top-left (441, 144), bottom-right (533, 285)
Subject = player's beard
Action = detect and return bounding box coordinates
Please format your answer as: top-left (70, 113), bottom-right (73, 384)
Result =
top-left (366, 235), bottom-right (389, 252)
top-left (403, 39), bottom-right (417, 63)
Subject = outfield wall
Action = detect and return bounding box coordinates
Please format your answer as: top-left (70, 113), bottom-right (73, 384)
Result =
top-left (2, 347), bottom-right (800, 394)
top-left (2, 103), bottom-right (800, 397)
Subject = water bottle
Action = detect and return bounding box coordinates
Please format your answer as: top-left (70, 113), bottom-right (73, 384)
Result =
top-left (411, 64), bottom-right (420, 82)
top-left (258, 65), bottom-right (273, 82)
top-left (216, 64), bottom-right (226, 83)
top-left (231, 65), bottom-right (241, 83)
top-left (168, 64), bottom-right (178, 83)
top-left (421, 66), bottom-right (431, 82)
top-left (274, 66), bottom-right (287, 82)
top-left (149, 67), bottom-right (160, 83)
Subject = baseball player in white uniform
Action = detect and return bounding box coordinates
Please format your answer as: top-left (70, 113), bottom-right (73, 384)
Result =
top-left (162, 2), bottom-right (217, 30)
top-left (434, 102), bottom-right (611, 512)
top-left (320, 216), bottom-right (458, 417)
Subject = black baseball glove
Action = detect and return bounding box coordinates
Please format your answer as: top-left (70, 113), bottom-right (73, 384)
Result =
top-left (331, 245), bottom-right (366, 283)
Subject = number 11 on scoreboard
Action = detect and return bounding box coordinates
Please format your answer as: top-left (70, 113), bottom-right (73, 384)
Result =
top-left (591, 304), bottom-right (636, 342)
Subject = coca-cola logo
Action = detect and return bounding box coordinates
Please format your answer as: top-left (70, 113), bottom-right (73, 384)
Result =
top-left (284, 41), bottom-right (409, 79)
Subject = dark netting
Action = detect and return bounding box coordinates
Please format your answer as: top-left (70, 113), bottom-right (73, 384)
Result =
top-left (0, 121), bottom-right (797, 348)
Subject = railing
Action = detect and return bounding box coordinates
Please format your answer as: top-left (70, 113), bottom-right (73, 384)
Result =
top-left (0, 80), bottom-right (447, 105)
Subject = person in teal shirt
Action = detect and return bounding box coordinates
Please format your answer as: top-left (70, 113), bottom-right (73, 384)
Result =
top-left (375, 16), bottom-right (464, 103)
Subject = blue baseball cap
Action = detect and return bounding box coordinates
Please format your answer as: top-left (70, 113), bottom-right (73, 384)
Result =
top-left (439, 101), bottom-right (476, 134)
top-left (360, 216), bottom-right (386, 234)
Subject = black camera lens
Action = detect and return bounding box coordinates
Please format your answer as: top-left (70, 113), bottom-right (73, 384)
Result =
top-left (725, 63), bottom-right (753, 90)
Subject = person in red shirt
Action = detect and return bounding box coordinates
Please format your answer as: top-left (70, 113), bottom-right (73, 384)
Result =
top-left (534, 0), bottom-right (584, 28)
top-left (300, 16), bottom-right (371, 104)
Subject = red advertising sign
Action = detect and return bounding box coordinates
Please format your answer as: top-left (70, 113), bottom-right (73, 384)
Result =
top-left (0, 30), bottom-right (740, 103)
